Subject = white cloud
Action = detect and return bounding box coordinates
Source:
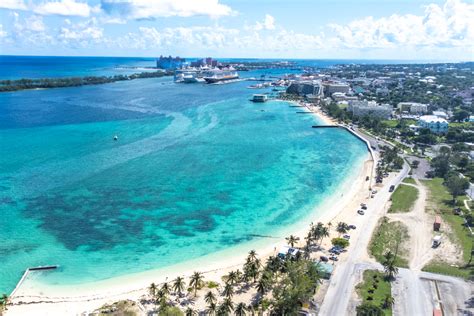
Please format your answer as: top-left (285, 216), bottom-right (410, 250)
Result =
top-left (100, 0), bottom-right (234, 19)
top-left (13, 13), bottom-right (46, 32)
top-left (0, 0), bottom-right (27, 10)
top-left (329, 0), bottom-right (474, 49)
top-left (34, 0), bottom-right (96, 17)
top-left (58, 18), bottom-right (104, 44)
top-left (0, 24), bottom-right (7, 38)
top-left (255, 14), bottom-right (275, 31)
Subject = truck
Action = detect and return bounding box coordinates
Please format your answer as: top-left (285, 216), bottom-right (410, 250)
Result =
top-left (432, 235), bottom-right (441, 248)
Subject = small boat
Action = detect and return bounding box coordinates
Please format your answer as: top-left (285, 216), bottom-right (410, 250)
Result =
top-left (114, 135), bottom-right (118, 141)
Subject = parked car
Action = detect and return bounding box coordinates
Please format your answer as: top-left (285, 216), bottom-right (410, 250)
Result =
top-left (372, 190), bottom-right (378, 194)
top-left (329, 256), bottom-right (339, 261)
top-left (348, 224), bottom-right (356, 230)
top-left (360, 203), bottom-right (367, 207)
top-left (343, 234), bottom-right (350, 240)
top-left (389, 185), bottom-right (395, 192)
top-left (361, 205), bottom-right (367, 210)
top-left (320, 255), bottom-right (329, 262)
top-left (358, 210), bottom-right (365, 215)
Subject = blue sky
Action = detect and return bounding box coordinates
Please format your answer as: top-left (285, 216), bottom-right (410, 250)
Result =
top-left (0, 0), bottom-right (473, 60)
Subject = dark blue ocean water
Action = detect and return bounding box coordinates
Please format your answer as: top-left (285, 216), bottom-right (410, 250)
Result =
top-left (0, 55), bottom-right (414, 80)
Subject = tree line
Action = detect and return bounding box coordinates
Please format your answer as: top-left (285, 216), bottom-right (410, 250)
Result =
top-left (0, 70), bottom-right (173, 92)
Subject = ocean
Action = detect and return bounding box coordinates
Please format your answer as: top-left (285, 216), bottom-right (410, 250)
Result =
top-left (0, 56), bottom-right (367, 294)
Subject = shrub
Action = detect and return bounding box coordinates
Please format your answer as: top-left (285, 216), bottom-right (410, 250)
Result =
top-left (331, 237), bottom-right (350, 248)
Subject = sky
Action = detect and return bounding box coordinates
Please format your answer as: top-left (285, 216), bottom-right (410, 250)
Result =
top-left (0, 0), bottom-right (473, 60)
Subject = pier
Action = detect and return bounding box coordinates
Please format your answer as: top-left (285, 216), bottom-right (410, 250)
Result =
top-left (311, 125), bottom-right (339, 128)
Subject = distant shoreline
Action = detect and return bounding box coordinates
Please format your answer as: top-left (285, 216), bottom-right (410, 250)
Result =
top-left (0, 70), bottom-right (173, 93)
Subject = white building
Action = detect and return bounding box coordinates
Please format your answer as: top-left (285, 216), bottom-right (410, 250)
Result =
top-left (397, 102), bottom-right (428, 115)
top-left (433, 110), bottom-right (448, 119)
top-left (348, 100), bottom-right (392, 119)
top-left (417, 115), bottom-right (449, 134)
top-left (324, 82), bottom-right (350, 95)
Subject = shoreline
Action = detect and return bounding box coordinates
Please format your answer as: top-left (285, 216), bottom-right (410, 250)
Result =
top-left (7, 106), bottom-right (374, 315)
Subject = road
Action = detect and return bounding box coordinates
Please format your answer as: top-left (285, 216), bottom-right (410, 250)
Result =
top-left (318, 158), bottom-right (410, 315)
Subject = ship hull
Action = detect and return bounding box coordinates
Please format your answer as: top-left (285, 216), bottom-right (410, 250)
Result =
top-left (204, 75), bottom-right (239, 83)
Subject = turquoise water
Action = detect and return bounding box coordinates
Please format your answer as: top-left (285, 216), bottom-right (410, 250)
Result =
top-left (0, 75), bottom-right (367, 293)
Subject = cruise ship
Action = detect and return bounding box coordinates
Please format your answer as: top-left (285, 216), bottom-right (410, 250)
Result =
top-left (203, 68), bottom-right (239, 84)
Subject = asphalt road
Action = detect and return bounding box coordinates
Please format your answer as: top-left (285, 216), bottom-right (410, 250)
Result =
top-left (318, 158), bottom-right (410, 315)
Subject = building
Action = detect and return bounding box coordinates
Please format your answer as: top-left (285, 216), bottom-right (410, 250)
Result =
top-left (397, 102), bottom-right (428, 115)
top-left (417, 115), bottom-right (449, 134)
top-left (190, 57), bottom-right (219, 68)
top-left (286, 81), bottom-right (322, 97)
top-left (331, 92), bottom-right (358, 102)
top-left (156, 55), bottom-right (186, 69)
top-left (433, 110), bottom-right (448, 119)
top-left (323, 82), bottom-right (350, 95)
top-left (348, 100), bottom-right (392, 119)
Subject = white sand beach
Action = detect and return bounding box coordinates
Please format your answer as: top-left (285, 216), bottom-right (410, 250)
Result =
top-left (6, 108), bottom-right (376, 316)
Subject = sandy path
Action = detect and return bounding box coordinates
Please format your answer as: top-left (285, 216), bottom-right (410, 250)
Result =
top-left (387, 179), bottom-right (462, 270)
top-left (387, 180), bottom-right (433, 270)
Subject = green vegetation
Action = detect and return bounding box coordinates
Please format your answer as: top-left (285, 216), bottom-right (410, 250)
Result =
top-left (389, 184), bottom-right (419, 213)
top-left (331, 237), bottom-right (350, 248)
top-left (369, 217), bottom-right (409, 267)
top-left (0, 70), bottom-right (173, 92)
top-left (96, 300), bottom-right (140, 316)
top-left (421, 178), bottom-right (474, 279)
top-left (402, 177), bottom-right (416, 185)
top-left (423, 261), bottom-right (471, 279)
top-left (355, 270), bottom-right (393, 316)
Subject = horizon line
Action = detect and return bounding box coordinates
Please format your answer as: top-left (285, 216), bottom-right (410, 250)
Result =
top-left (1, 54), bottom-right (472, 64)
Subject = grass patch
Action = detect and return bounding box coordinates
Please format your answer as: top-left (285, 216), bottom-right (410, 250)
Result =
top-left (389, 184), bottom-right (419, 213)
top-left (356, 270), bottom-right (392, 316)
top-left (369, 217), bottom-right (409, 268)
top-left (402, 177), bottom-right (416, 185)
top-left (421, 178), bottom-right (474, 279)
top-left (423, 261), bottom-right (471, 279)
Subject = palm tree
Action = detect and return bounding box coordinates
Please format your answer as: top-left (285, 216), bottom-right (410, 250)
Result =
top-left (255, 277), bottom-right (269, 296)
top-left (248, 250), bottom-right (258, 262)
top-left (173, 276), bottom-right (185, 297)
top-left (336, 222), bottom-right (349, 237)
top-left (382, 251), bottom-right (399, 280)
top-left (0, 294), bottom-right (9, 311)
top-left (234, 269), bottom-right (243, 283)
top-left (223, 282), bottom-right (234, 299)
top-left (235, 302), bottom-right (247, 316)
top-left (304, 231), bottom-right (313, 248)
top-left (319, 226), bottom-right (329, 246)
top-left (189, 271), bottom-right (204, 297)
top-left (185, 307), bottom-right (196, 316)
top-left (219, 298), bottom-right (234, 314)
top-left (382, 294), bottom-right (395, 309)
top-left (225, 270), bottom-right (238, 285)
top-left (285, 235), bottom-right (300, 247)
top-left (245, 262), bottom-right (260, 283)
top-left (205, 290), bottom-right (217, 305)
top-left (149, 283), bottom-right (158, 298)
top-left (161, 282), bottom-right (170, 295)
top-left (207, 302), bottom-right (217, 315)
top-left (155, 289), bottom-right (167, 308)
